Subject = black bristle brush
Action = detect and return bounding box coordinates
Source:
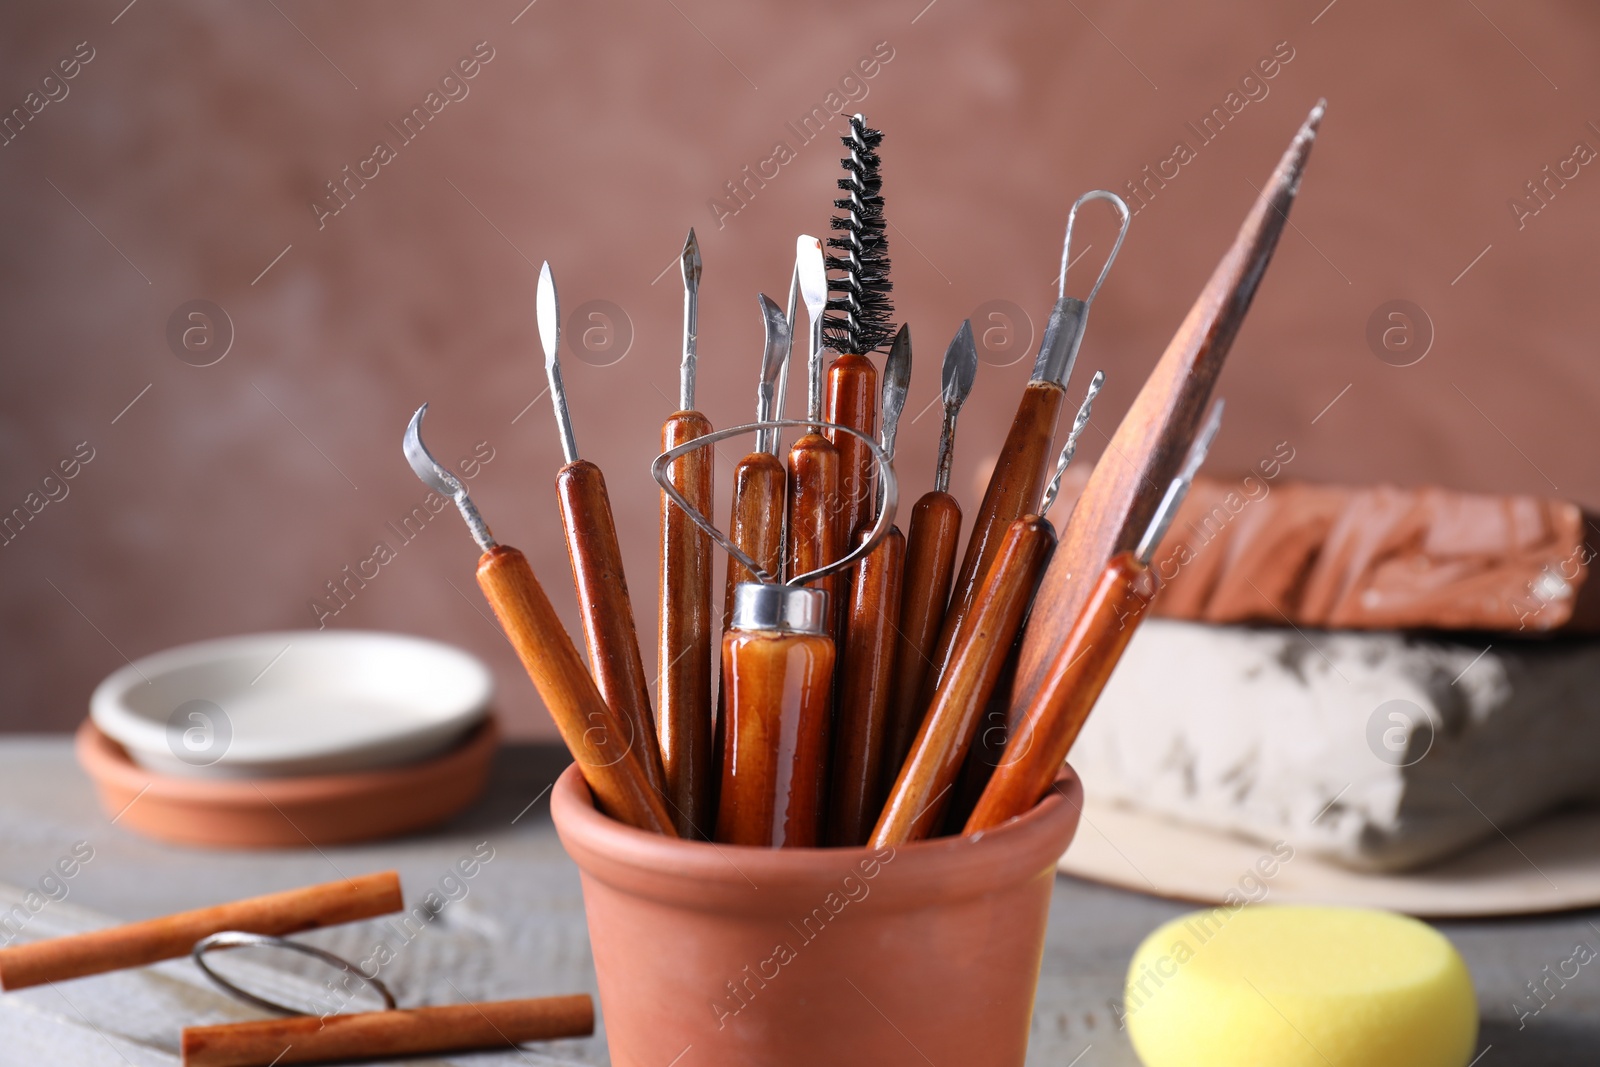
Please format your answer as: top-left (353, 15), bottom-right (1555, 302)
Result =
top-left (821, 114), bottom-right (895, 655)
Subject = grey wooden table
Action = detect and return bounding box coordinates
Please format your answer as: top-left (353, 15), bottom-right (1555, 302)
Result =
top-left (0, 738), bottom-right (1594, 1065)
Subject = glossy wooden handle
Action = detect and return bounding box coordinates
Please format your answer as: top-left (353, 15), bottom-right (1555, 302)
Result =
top-left (824, 353), bottom-right (879, 573)
top-left (477, 546), bottom-right (676, 836)
top-left (182, 995), bottom-right (595, 1067)
top-left (827, 525), bottom-right (905, 846)
top-left (715, 629), bottom-right (835, 847)
top-left (659, 411), bottom-right (715, 837)
top-left (786, 432), bottom-right (843, 638)
top-left (722, 451), bottom-right (787, 619)
top-left (556, 459), bottom-right (665, 795)
top-left (871, 516), bottom-right (1054, 847)
top-left (883, 490), bottom-right (962, 787)
top-left (0, 872), bottom-right (401, 991)
top-left (966, 552), bottom-right (1156, 833)
top-left (918, 381), bottom-right (1064, 712)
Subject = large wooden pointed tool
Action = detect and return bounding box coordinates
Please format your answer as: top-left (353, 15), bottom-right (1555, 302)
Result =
top-left (1009, 101), bottom-right (1326, 720)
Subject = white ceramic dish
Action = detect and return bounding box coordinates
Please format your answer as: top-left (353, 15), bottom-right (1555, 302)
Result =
top-left (90, 630), bottom-right (493, 779)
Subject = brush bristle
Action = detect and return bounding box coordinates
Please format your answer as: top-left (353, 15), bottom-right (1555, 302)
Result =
top-left (824, 116), bottom-right (894, 355)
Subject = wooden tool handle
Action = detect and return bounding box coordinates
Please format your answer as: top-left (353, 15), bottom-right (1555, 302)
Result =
top-left (918, 381), bottom-right (1064, 712)
top-left (0, 872), bottom-right (401, 991)
top-left (477, 546), bottom-right (676, 836)
top-left (556, 459), bottom-right (665, 795)
top-left (883, 490), bottom-right (962, 786)
top-left (659, 411), bottom-right (715, 837)
top-left (786, 432), bottom-right (843, 637)
top-left (871, 517), bottom-right (1054, 847)
top-left (722, 451), bottom-right (788, 602)
top-left (966, 551), bottom-right (1156, 833)
top-left (181, 994), bottom-right (595, 1067)
top-left (823, 353), bottom-right (879, 572)
top-left (827, 525), bottom-right (905, 846)
top-left (715, 629), bottom-right (835, 847)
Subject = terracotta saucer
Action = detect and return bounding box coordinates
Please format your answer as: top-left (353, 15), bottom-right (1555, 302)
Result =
top-left (75, 714), bottom-right (499, 849)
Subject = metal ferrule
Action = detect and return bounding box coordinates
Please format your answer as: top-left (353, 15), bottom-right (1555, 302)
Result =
top-left (730, 582), bottom-right (829, 635)
top-left (1031, 295), bottom-right (1088, 386)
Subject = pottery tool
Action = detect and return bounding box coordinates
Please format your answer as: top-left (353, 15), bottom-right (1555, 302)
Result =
top-left (0, 872), bottom-right (401, 991)
top-left (883, 318), bottom-right (977, 782)
top-left (183, 931), bottom-right (593, 1067)
top-left (1124, 906), bottom-right (1477, 1067)
top-left (406, 405), bottom-right (675, 836)
top-left (721, 294), bottom-right (792, 626)
top-left (1010, 102), bottom-right (1325, 722)
top-left (786, 236), bottom-right (843, 628)
top-left (916, 190), bottom-right (1131, 715)
top-left (535, 263), bottom-right (668, 800)
top-left (871, 376), bottom-right (1104, 847)
top-left (822, 114), bottom-right (895, 564)
top-left (658, 418), bottom-right (896, 847)
top-left (966, 401), bottom-right (1221, 834)
top-left (656, 230), bottom-right (716, 837)
top-left (827, 325), bottom-right (910, 846)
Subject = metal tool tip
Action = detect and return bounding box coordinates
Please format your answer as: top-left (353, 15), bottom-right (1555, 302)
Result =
top-left (942, 319), bottom-right (978, 405)
top-left (796, 235), bottom-right (828, 317)
top-left (757, 293), bottom-right (789, 385)
top-left (885, 324), bottom-right (912, 388)
top-left (1306, 98), bottom-right (1327, 131)
top-left (536, 262), bottom-right (559, 368)
top-left (403, 402), bottom-right (460, 497)
top-left (1181, 398), bottom-right (1226, 481)
top-left (681, 229), bottom-right (702, 288)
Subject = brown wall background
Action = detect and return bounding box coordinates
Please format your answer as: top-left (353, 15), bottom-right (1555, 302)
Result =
top-left (3, 0), bottom-right (1598, 737)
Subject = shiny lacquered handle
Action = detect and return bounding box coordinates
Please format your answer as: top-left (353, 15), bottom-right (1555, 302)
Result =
top-left (181, 995), bottom-right (595, 1067)
top-left (827, 525), bottom-right (905, 846)
top-left (872, 516), bottom-right (1054, 847)
top-left (557, 459), bottom-right (666, 796)
top-left (715, 629), bottom-right (835, 847)
top-left (918, 381), bottom-right (1064, 712)
top-left (477, 546), bottom-right (676, 836)
top-left (659, 411), bottom-right (715, 837)
top-left (786, 431), bottom-right (843, 635)
top-left (966, 551), bottom-right (1155, 833)
top-left (824, 353), bottom-right (879, 572)
top-left (883, 490), bottom-right (962, 787)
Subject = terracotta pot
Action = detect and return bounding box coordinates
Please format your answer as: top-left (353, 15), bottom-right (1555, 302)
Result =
top-left (551, 762), bottom-right (1082, 1067)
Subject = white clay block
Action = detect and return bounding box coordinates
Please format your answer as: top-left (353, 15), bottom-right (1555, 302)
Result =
top-left (1071, 620), bottom-right (1600, 872)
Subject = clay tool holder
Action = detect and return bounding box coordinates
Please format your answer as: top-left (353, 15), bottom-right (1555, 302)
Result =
top-left (827, 325), bottom-right (910, 846)
top-left (872, 376), bottom-right (1103, 847)
top-left (786, 236), bottom-right (844, 641)
top-left (917, 190), bottom-right (1131, 716)
top-left (655, 418), bottom-right (896, 848)
top-left (1011, 102), bottom-right (1325, 720)
top-left (182, 931), bottom-right (593, 1067)
top-left (535, 263), bottom-right (668, 801)
top-left (884, 318), bottom-right (976, 783)
top-left (656, 230), bottom-right (716, 837)
top-left (405, 405), bottom-right (675, 836)
top-left (0, 872), bottom-right (401, 991)
top-left (969, 400), bottom-right (1223, 833)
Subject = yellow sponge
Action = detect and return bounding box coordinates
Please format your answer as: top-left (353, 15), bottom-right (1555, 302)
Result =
top-left (1124, 905), bottom-right (1477, 1067)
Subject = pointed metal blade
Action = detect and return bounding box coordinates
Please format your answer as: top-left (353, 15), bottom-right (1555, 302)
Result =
top-left (941, 319), bottom-right (977, 409)
top-left (880, 324), bottom-right (911, 458)
top-left (758, 293), bottom-right (789, 389)
top-left (681, 228), bottom-right (702, 291)
top-left (536, 261), bottom-right (560, 371)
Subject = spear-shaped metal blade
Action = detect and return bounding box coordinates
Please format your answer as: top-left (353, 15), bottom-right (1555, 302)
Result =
top-left (879, 324), bottom-right (912, 461)
top-left (680, 228), bottom-right (701, 411)
top-left (933, 319), bottom-right (977, 494)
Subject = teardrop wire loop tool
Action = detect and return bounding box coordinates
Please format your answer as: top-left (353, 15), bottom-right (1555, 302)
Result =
top-left (653, 418), bottom-right (896, 848)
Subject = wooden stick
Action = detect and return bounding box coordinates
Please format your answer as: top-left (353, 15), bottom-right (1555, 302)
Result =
top-left (715, 629), bottom-right (835, 847)
top-left (883, 489), bottom-right (961, 787)
top-left (477, 546), bottom-right (676, 836)
top-left (827, 526), bottom-right (905, 846)
top-left (1010, 102), bottom-right (1325, 720)
top-left (786, 431), bottom-right (843, 637)
top-left (658, 411), bottom-right (715, 837)
top-left (0, 873), bottom-right (401, 991)
top-left (967, 551), bottom-right (1155, 832)
top-left (824, 353), bottom-right (879, 628)
top-left (556, 460), bottom-right (666, 796)
top-left (181, 994), bottom-right (595, 1067)
top-left (871, 516), bottom-right (1054, 847)
top-left (916, 381), bottom-right (1064, 715)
